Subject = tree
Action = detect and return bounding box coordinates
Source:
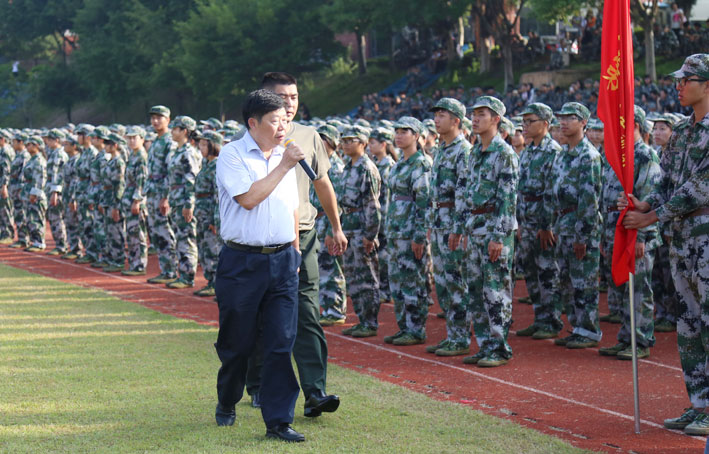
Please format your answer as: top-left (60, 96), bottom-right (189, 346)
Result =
top-left (322, 0), bottom-right (381, 75)
top-left (36, 63), bottom-right (88, 122)
top-left (631, 0), bottom-right (660, 82)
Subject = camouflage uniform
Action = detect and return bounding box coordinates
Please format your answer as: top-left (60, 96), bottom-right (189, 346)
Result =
top-left (517, 130), bottom-right (564, 333)
top-left (74, 139), bottom-right (99, 261)
top-left (0, 139), bottom-right (16, 241)
top-left (62, 149), bottom-right (82, 254)
top-left (429, 130), bottom-right (472, 348)
top-left (312, 150), bottom-right (347, 318)
top-left (195, 156), bottom-right (221, 287)
top-left (122, 142), bottom-right (149, 272)
top-left (167, 135), bottom-right (201, 285)
top-left (456, 130), bottom-right (519, 359)
top-left (375, 154), bottom-right (395, 302)
top-left (45, 139), bottom-right (69, 252)
top-left (146, 131), bottom-right (178, 278)
top-left (89, 128), bottom-right (111, 263)
top-left (643, 99), bottom-right (709, 407)
top-left (336, 131), bottom-right (381, 330)
top-left (23, 146), bottom-right (47, 248)
top-left (9, 142), bottom-right (30, 246)
top-left (549, 114), bottom-right (602, 343)
top-left (100, 147), bottom-right (126, 269)
top-left (600, 136), bottom-right (661, 348)
top-left (386, 136), bottom-right (431, 340)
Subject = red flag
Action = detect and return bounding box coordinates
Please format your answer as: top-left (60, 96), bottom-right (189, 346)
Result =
top-left (597, 0), bottom-right (636, 286)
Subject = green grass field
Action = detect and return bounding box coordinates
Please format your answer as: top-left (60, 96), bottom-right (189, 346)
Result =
top-left (0, 263), bottom-right (595, 453)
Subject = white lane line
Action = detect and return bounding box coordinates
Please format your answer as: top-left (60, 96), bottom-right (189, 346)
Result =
top-left (329, 332), bottom-right (671, 431)
top-left (3, 251), bottom-right (212, 305)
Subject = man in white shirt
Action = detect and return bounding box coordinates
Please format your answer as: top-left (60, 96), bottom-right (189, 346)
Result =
top-left (213, 89), bottom-right (306, 442)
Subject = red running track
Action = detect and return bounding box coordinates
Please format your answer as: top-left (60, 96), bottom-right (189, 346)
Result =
top-left (0, 240), bottom-right (704, 453)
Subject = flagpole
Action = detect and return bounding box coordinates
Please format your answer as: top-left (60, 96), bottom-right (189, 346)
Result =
top-left (628, 271), bottom-right (640, 433)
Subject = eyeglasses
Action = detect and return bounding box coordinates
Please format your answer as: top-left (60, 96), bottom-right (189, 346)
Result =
top-left (522, 119), bottom-right (543, 126)
top-left (675, 77), bottom-right (708, 87)
top-left (341, 138), bottom-right (359, 144)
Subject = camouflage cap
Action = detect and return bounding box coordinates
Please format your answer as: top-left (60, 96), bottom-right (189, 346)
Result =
top-left (75, 124), bottom-right (94, 135)
top-left (340, 125), bottom-right (369, 143)
top-left (634, 105), bottom-right (647, 130)
top-left (499, 117), bottom-right (515, 136)
top-left (201, 130), bottom-right (224, 146)
top-left (462, 117), bottom-right (472, 131)
top-left (13, 132), bottom-right (28, 142)
top-left (48, 128), bottom-right (66, 140)
top-left (39, 128), bottom-right (49, 137)
top-left (224, 119), bottom-right (240, 130)
top-left (354, 118), bottom-right (371, 128)
top-left (429, 97), bottom-right (466, 120)
top-left (588, 118), bottom-right (604, 130)
top-left (370, 127), bottom-right (394, 143)
top-left (423, 119), bottom-right (437, 135)
top-left (550, 116), bottom-right (561, 128)
top-left (317, 124), bottom-right (341, 145)
top-left (393, 116), bottom-right (424, 135)
top-left (110, 123), bottom-right (126, 136)
top-left (145, 132), bottom-right (157, 142)
top-left (201, 117), bottom-right (223, 130)
top-left (653, 113), bottom-right (677, 128)
top-left (91, 126), bottom-right (111, 141)
top-left (471, 95), bottom-right (506, 117)
top-left (520, 102), bottom-right (554, 122)
top-left (27, 136), bottom-right (43, 146)
top-left (173, 116), bottom-right (197, 132)
top-left (63, 134), bottom-right (78, 146)
top-left (0, 129), bottom-right (12, 140)
top-left (513, 119), bottom-right (523, 132)
top-left (149, 105), bottom-right (171, 118)
top-left (669, 53), bottom-right (709, 80)
top-left (125, 126), bottom-right (147, 138)
top-left (380, 119), bottom-right (394, 128)
top-left (556, 102), bottom-right (591, 121)
top-left (105, 132), bottom-right (126, 146)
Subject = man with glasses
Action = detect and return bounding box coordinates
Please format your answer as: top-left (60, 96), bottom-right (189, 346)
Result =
top-left (622, 53), bottom-right (709, 436)
top-left (548, 102), bottom-right (603, 350)
top-left (514, 103), bottom-right (564, 340)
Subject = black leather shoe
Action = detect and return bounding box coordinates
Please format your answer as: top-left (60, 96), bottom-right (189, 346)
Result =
top-left (266, 423), bottom-right (305, 442)
top-left (250, 393), bottom-right (261, 408)
top-left (304, 390), bottom-right (340, 417)
top-left (215, 403), bottom-right (235, 426)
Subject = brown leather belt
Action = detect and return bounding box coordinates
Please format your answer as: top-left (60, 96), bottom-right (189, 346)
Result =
top-left (430, 201), bottom-right (454, 209)
top-left (226, 241), bottom-right (290, 254)
top-left (315, 210), bottom-right (325, 220)
top-left (342, 206), bottom-right (362, 214)
top-left (102, 185), bottom-right (112, 190)
top-left (555, 206), bottom-right (576, 217)
top-left (680, 206), bottom-right (709, 220)
top-left (394, 195), bottom-right (414, 202)
top-left (470, 204), bottom-right (495, 215)
top-left (171, 185), bottom-right (183, 190)
top-left (607, 207), bottom-right (619, 213)
top-left (79, 177), bottom-right (89, 181)
top-left (195, 193), bottom-right (211, 199)
top-left (523, 195), bottom-right (543, 202)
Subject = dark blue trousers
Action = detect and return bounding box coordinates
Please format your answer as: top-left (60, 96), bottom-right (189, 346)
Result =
top-left (214, 245), bottom-right (301, 428)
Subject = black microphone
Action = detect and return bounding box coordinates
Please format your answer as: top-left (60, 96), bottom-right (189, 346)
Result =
top-left (284, 139), bottom-right (316, 180)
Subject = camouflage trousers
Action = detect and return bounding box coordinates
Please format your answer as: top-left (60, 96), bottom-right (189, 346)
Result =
top-left (518, 226), bottom-right (563, 332)
top-left (430, 229), bottom-right (470, 347)
top-left (92, 206), bottom-right (106, 261)
top-left (63, 201), bottom-right (82, 253)
top-left (170, 206), bottom-right (197, 284)
top-left (26, 195), bottom-right (47, 248)
top-left (0, 193), bottom-right (13, 240)
top-left (378, 233), bottom-right (391, 301)
top-left (615, 248), bottom-right (656, 347)
top-left (46, 193), bottom-right (67, 252)
top-left (147, 195), bottom-right (176, 278)
top-left (465, 233), bottom-right (514, 358)
top-left (11, 186), bottom-right (28, 244)
top-left (103, 210), bottom-right (125, 267)
top-left (653, 241), bottom-right (678, 323)
top-left (342, 231), bottom-right (380, 329)
top-left (126, 209), bottom-right (148, 272)
top-left (78, 202), bottom-right (97, 260)
top-left (388, 238), bottom-right (430, 339)
top-left (556, 234), bottom-right (602, 341)
top-left (197, 221), bottom-right (222, 285)
top-left (315, 222), bottom-right (346, 317)
top-left (669, 217), bottom-right (709, 408)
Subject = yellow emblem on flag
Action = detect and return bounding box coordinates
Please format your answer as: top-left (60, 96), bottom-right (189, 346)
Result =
top-left (602, 51), bottom-right (622, 91)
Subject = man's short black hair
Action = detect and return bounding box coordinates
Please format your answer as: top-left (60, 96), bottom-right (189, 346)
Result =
top-left (242, 89), bottom-right (285, 130)
top-left (261, 72), bottom-right (298, 90)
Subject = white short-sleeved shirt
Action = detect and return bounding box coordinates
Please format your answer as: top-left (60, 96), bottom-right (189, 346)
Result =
top-left (216, 131), bottom-right (299, 246)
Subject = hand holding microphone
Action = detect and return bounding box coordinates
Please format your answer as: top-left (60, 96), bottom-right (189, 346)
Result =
top-left (284, 139), bottom-right (316, 180)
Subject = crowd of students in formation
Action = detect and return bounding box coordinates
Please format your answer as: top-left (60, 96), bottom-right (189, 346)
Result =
top-left (0, 53), bottom-right (707, 437)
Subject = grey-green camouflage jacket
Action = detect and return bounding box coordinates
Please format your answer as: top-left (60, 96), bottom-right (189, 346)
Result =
top-left (22, 153), bottom-right (46, 199)
top-left (0, 144), bottom-right (15, 187)
top-left (167, 143), bottom-right (201, 211)
top-left (121, 148), bottom-right (148, 213)
top-left (45, 146), bottom-right (68, 194)
top-left (145, 132), bottom-right (177, 199)
top-left (385, 150), bottom-right (431, 243)
top-left (334, 153), bottom-right (381, 242)
top-left (428, 133), bottom-right (471, 234)
top-left (517, 133), bottom-right (561, 230)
